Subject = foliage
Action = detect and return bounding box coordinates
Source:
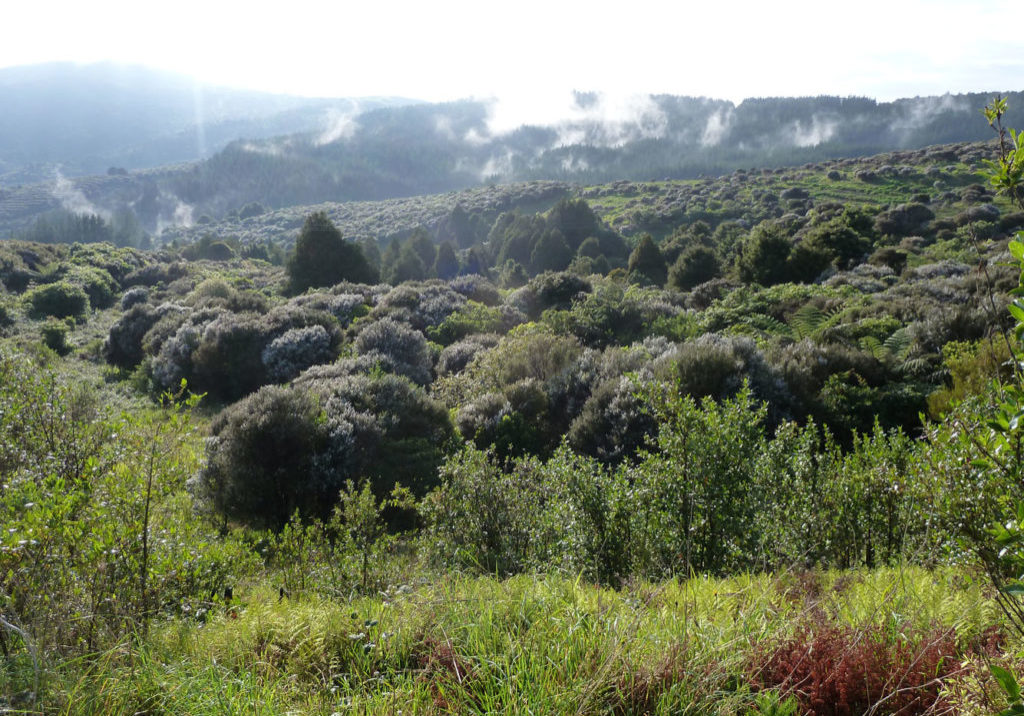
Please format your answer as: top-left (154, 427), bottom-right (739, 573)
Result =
top-left (261, 324), bottom-right (339, 383)
top-left (24, 281), bottom-right (90, 321)
top-left (668, 245), bottom-right (722, 291)
top-left (627, 234), bottom-right (668, 286)
top-left (196, 385), bottom-right (328, 528)
top-left (286, 211), bottom-right (377, 293)
top-left (737, 223), bottom-right (793, 286)
top-left (40, 318), bottom-right (71, 355)
top-left (354, 317), bottom-right (433, 386)
top-left (0, 351), bottom-right (254, 669)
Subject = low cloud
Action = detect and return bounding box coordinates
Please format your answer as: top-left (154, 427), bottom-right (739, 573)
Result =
top-left (891, 93), bottom-right (970, 140)
top-left (52, 170), bottom-right (109, 219)
top-left (790, 115), bottom-right (837, 147)
top-left (478, 151), bottom-right (516, 181)
top-left (155, 196), bottom-right (195, 237)
top-left (561, 154), bottom-right (590, 172)
top-left (316, 106), bottom-right (361, 146)
top-left (482, 90), bottom-right (668, 149)
top-left (434, 114), bottom-right (457, 141)
top-left (701, 107), bottom-right (734, 147)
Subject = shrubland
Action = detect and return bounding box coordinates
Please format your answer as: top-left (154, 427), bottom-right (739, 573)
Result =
top-left (2, 115), bottom-right (1024, 713)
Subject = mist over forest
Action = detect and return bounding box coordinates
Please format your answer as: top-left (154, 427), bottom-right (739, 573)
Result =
top-left (1, 63), bottom-right (1020, 241)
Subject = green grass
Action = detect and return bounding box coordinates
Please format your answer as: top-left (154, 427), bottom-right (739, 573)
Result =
top-left (53, 567), bottom-right (1007, 715)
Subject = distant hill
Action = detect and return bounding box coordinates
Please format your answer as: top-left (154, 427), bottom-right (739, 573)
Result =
top-left (0, 62), bottom-right (415, 184)
top-left (1, 74), bottom-right (1022, 239)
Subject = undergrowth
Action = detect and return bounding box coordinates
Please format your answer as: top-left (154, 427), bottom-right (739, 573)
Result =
top-left (52, 567), bottom-right (1012, 715)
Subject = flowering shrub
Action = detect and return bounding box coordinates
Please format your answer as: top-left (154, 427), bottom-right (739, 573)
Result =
top-left (119, 285), bottom-right (149, 310)
top-left (262, 325), bottom-right (338, 383)
top-left (354, 317), bottom-right (433, 386)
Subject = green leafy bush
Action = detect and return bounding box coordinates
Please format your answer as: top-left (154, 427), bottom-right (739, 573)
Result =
top-left (40, 318), bottom-right (71, 355)
top-left (25, 280), bottom-right (90, 320)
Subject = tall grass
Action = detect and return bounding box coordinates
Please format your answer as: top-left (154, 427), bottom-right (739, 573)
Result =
top-left (55, 566), bottom-right (1006, 715)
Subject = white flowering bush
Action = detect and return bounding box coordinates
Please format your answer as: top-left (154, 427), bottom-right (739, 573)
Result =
top-left (262, 324), bottom-right (337, 383)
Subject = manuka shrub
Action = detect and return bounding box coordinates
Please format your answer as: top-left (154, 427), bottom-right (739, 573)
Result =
top-left (456, 378), bottom-right (552, 459)
top-left (372, 282), bottom-right (467, 331)
top-left (64, 265), bottom-right (119, 309)
top-left (188, 277), bottom-right (268, 313)
top-left (354, 317), bottom-right (433, 386)
top-left (199, 369), bottom-right (453, 527)
top-left (301, 371), bottom-right (454, 499)
top-left (506, 272), bottom-right (592, 320)
top-left (671, 333), bottom-right (792, 422)
top-left (147, 303), bottom-right (342, 400)
top-left (874, 202), bottom-right (935, 237)
top-left (449, 274), bottom-right (501, 306)
top-left (197, 385), bottom-right (328, 528)
top-left (568, 375), bottom-right (656, 464)
top-left (119, 286), bottom-right (149, 310)
top-left (261, 325), bottom-right (338, 383)
top-left (104, 302), bottom-right (165, 368)
top-left (123, 260), bottom-right (188, 288)
top-left (428, 302), bottom-right (523, 345)
top-left (437, 334), bottom-right (501, 376)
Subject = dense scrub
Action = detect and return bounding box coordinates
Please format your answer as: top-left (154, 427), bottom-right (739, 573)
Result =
top-left (4, 128), bottom-right (1024, 711)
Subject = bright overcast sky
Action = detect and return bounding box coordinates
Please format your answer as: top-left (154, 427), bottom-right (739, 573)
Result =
top-left (5, 0), bottom-right (1022, 111)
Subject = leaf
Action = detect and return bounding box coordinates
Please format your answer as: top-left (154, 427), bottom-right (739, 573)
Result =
top-left (1011, 240), bottom-right (1024, 261)
top-left (1003, 582), bottom-right (1024, 597)
top-left (992, 664), bottom-right (1022, 702)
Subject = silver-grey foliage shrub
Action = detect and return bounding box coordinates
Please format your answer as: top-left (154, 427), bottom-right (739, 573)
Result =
top-left (262, 325), bottom-right (337, 383)
top-left (354, 317), bottom-right (433, 386)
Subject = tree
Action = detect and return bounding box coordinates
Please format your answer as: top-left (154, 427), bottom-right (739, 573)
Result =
top-left (530, 229), bottom-right (573, 273)
top-left (405, 227), bottom-right (437, 269)
top-left (547, 197), bottom-right (602, 251)
top-left (627, 234), bottom-right (668, 287)
top-left (287, 212), bottom-right (377, 293)
top-left (737, 223), bottom-right (792, 286)
top-left (433, 241), bottom-right (460, 280)
top-left (668, 246), bottom-right (721, 291)
top-left (384, 243), bottom-right (428, 284)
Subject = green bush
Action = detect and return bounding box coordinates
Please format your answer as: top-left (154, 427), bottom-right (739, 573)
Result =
top-left (65, 265), bottom-right (119, 309)
top-left (421, 446), bottom-right (551, 575)
top-left (40, 319), bottom-right (72, 355)
top-left (0, 299), bottom-right (14, 329)
top-left (199, 372), bottom-right (454, 528)
top-left (25, 281), bottom-right (90, 320)
top-left (198, 385), bottom-right (328, 528)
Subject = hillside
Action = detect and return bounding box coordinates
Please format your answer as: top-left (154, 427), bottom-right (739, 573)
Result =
top-left (0, 62), bottom-right (414, 184)
top-left (149, 137), bottom-right (996, 249)
top-left (2, 85), bottom-right (1021, 238)
top-left (3, 104), bottom-right (1024, 712)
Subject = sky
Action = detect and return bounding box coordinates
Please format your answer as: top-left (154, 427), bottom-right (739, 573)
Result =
top-left (4, 0), bottom-right (1023, 119)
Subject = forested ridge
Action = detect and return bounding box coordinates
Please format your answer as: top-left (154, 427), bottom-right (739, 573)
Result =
top-left (3, 106), bottom-right (1024, 713)
top-left (3, 87), bottom-right (1022, 240)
